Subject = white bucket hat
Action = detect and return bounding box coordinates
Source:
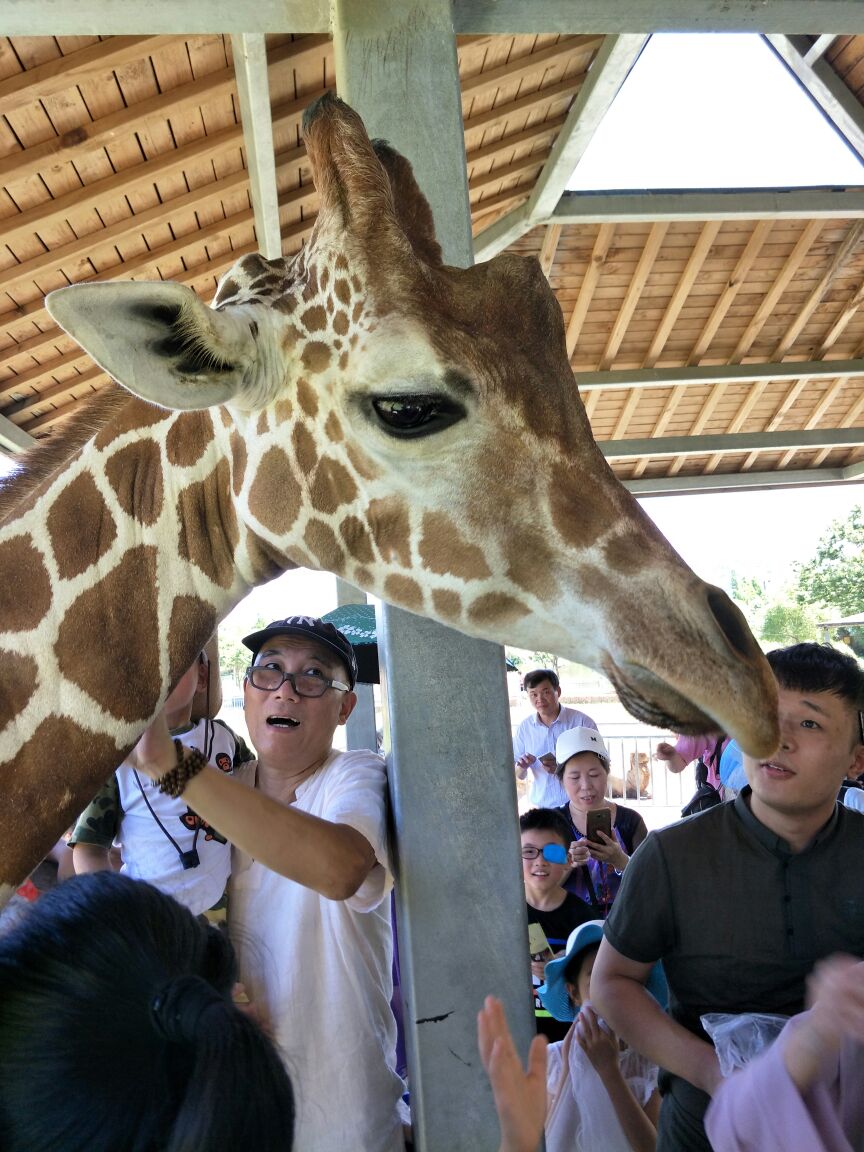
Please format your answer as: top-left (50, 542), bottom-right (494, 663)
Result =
top-left (555, 726), bottom-right (610, 768)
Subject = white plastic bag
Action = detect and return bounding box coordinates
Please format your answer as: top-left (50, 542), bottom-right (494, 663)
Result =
top-left (700, 1012), bottom-right (789, 1078)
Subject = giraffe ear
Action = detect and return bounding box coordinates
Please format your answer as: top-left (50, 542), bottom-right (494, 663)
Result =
top-left (46, 282), bottom-right (257, 411)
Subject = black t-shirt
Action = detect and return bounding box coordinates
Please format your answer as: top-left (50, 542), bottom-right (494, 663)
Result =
top-left (604, 789), bottom-right (864, 1125)
top-left (528, 891), bottom-right (594, 1041)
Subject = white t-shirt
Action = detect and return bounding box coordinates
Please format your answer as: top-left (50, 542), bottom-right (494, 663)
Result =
top-left (514, 705), bottom-right (598, 807)
top-left (229, 749), bottom-right (404, 1152)
top-left (546, 1018), bottom-right (658, 1152)
top-left (115, 719), bottom-right (240, 915)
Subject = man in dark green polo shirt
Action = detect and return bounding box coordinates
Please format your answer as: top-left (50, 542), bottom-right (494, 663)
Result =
top-left (591, 642), bottom-right (864, 1152)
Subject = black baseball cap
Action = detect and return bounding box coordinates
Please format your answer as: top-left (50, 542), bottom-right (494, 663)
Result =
top-left (242, 616), bottom-right (358, 688)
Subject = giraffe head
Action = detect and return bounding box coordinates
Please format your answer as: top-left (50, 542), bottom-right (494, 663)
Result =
top-left (47, 94), bottom-right (777, 756)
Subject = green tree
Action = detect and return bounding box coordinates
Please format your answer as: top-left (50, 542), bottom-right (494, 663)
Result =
top-left (218, 615), bottom-right (267, 686)
top-left (796, 505), bottom-right (864, 615)
top-left (527, 650), bottom-right (561, 675)
top-left (761, 602), bottom-right (818, 645)
top-left (729, 571), bottom-right (767, 631)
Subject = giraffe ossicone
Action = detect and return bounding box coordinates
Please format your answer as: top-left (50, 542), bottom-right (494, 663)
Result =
top-left (0, 93), bottom-right (777, 898)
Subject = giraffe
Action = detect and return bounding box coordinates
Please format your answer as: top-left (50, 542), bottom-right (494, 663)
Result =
top-left (0, 93), bottom-right (778, 902)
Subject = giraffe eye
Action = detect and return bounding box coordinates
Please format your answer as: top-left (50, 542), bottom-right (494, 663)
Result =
top-left (371, 394), bottom-right (465, 438)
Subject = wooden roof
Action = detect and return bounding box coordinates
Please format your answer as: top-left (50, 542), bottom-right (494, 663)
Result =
top-left (2, 24), bottom-right (864, 493)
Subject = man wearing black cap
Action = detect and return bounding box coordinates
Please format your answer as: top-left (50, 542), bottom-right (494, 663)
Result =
top-left (135, 616), bottom-right (405, 1152)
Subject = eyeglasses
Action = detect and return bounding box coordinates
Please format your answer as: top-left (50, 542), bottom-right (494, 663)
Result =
top-left (521, 845), bottom-right (568, 864)
top-left (246, 666), bottom-right (350, 697)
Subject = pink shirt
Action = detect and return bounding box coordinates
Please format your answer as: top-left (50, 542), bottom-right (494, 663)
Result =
top-left (674, 733), bottom-right (727, 790)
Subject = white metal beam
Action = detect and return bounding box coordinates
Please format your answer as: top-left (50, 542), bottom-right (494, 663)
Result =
top-left (527, 35), bottom-right (649, 222)
top-left (554, 188), bottom-right (864, 224)
top-left (0, 415), bottom-right (36, 454)
top-left (626, 466), bottom-right (858, 495)
top-left (576, 358), bottom-right (864, 391)
top-left (804, 34), bottom-right (838, 65)
top-left (231, 34), bottom-right (282, 259)
top-left (474, 34), bottom-right (649, 261)
top-left (601, 427), bottom-right (864, 460)
top-left (765, 34), bottom-right (864, 163)
top-left (5, 0), bottom-right (862, 36)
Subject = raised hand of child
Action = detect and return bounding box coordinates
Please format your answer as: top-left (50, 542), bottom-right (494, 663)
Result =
top-left (575, 1004), bottom-right (619, 1076)
top-left (128, 708), bottom-right (176, 781)
top-left (568, 839), bottom-right (591, 867)
top-left (478, 995), bottom-right (547, 1152)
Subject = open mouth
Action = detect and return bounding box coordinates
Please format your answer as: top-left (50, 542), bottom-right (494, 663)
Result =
top-left (761, 761), bottom-right (794, 778)
top-left (267, 716), bottom-right (300, 728)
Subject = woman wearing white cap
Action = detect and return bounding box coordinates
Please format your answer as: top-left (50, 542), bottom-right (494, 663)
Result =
top-left (553, 727), bottom-right (648, 917)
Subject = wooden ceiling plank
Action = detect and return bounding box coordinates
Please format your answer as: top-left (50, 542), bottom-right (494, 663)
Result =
top-left (21, 384), bottom-right (113, 435)
top-left (231, 33), bottom-right (281, 258)
top-left (538, 223), bottom-right (562, 279)
top-left (1, 124), bottom-right (243, 254)
top-left (461, 36), bottom-right (602, 102)
top-left (609, 387), bottom-right (641, 440)
top-left (575, 359), bottom-right (864, 391)
top-left (583, 388), bottom-right (601, 422)
top-left (730, 219), bottom-right (823, 362)
top-left (470, 184), bottom-right (532, 217)
top-left (525, 34), bottom-right (648, 222)
top-left (0, 349), bottom-right (88, 402)
top-left (6, 365), bottom-right (104, 418)
top-left (601, 426), bottom-right (864, 460)
top-left (599, 221), bottom-right (668, 370)
top-left (766, 34), bottom-right (864, 162)
top-left (644, 220), bottom-right (720, 368)
top-left (0, 35), bottom-right (179, 118)
top-left (817, 277), bottom-right (864, 355)
top-left (565, 222), bottom-right (614, 357)
top-left (468, 148), bottom-right (549, 194)
top-left (466, 114), bottom-right (567, 169)
top-left (0, 168), bottom-right (249, 298)
top-left (464, 75), bottom-right (578, 136)
top-left (771, 219), bottom-right (864, 358)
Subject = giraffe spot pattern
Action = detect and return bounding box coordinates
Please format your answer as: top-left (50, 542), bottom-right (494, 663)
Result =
top-left (0, 652), bottom-right (38, 733)
top-left (229, 430), bottom-right (247, 495)
top-left (247, 446), bottom-right (301, 536)
top-left (301, 305), bottom-right (328, 333)
top-left (324, 411), bottom-right (343, 442)
top-left (296, 378), bottom-right (319, 418)
top-left (604, 532), bottom-right (650, 573)
top-left (367, 497), bottom-right (412, 567)
top-left (304, 519), bottom-right (345, 569)
top-left (47, 472), bottom-right (118, 580)
top-left (105, 440), bottom-right (164, 527)
top-left (384, 574), bottom-right (424, 612)
top-left (345, 443), bottom-right (379, 481)
top-left (178, 459), bottom-right (239, 588)
top-left (219, 407), bottom-right (232, 429)
top-left (301, 341), bottom-right (331, 375)
top-left (309, 456), bottom-right (358, 516)
top-left (333, 311), bottom-right (350, 336)
top-left (93, 398), bottom-right (168, 450)
top-left (256, 410), bottom-right (269, 437)
top-left (339, 515), bottom-right (375, 564)
top-left (432, 588), bottom-right (462, 621)
top-left (293, 423), bottom-right (318, 474)
top-left (166, 410), bottom-right (214, 468)
top-left (274, 398), bottom-right (294, 424)
top-left (467, 592), bottom-right (528, 628)
top-left (56, 545), bottom-right (163, 721)
top-left (0, 536), bottom-right (52, 632)
top-left (548, 463), bottom-right (613, 551)
top-left (419, 511), bottom-right (492, 581)
top-left (334, 279), bottom-right (351, 307)
top-left (167, 595), bottom-right (217, 689)
top-left (503, 529), bottom-right (560, 600)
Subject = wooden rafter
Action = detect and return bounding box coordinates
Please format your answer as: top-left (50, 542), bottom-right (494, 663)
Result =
top-left (599, 222), bottom-right (667, 370)
top-left (461, 36), bottom-right (602, 104)
top-left (538, 224), bottom-right (562, 280)
top-left (566, 223), bottom-right (614, 358)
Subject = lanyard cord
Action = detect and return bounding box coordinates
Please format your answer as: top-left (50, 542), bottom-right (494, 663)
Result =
top-left (132, 762), bottom-right (201, 866)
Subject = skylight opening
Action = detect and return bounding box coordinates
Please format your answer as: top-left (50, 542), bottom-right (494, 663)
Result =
top-left (568, 33), bottom-right (864, 192)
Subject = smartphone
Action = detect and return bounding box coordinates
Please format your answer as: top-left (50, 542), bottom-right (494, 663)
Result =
top-left (528, 922), bottom-right (554, 959)
top-left (586, 807), bottom-right (612, 843)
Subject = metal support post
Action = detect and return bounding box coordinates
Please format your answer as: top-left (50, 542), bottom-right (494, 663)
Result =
top-left (333, 4), bottom-right (535, 1148)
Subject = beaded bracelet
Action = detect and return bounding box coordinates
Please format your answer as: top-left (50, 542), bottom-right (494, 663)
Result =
top-left (155, 740), bottom-right (209, 798)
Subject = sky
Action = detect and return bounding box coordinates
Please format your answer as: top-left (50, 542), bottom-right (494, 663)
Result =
top-left (3, 33), bottom-right (863, 633)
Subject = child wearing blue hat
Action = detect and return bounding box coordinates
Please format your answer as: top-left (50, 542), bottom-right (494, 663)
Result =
top-left (538, 920), bottom-right (665, 1152)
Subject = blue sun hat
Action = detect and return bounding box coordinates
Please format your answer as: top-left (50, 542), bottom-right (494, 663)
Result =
top-left (538, 920), bottom-right (668, 1023)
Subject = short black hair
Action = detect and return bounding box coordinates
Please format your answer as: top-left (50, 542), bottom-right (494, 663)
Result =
top-left (768, 643), bottom-right (864, 710)
top-left (519, 807), bottom-right (573, 847)
top-left (524, 668), bottom-right (560, 692)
